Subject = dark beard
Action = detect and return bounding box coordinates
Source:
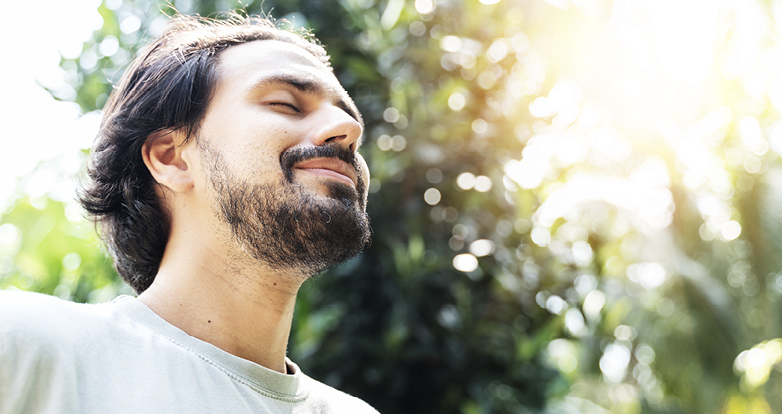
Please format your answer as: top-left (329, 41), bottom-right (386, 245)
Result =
top-left (202, 143), bottom-right (371, 276)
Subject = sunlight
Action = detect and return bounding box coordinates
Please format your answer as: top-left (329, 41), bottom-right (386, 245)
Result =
top-left (735, 339), bottom-right (782, 389)
top-left (0, 0), bottom-right (103, 209)
top-left (4, 0), bottom-right (782, 410)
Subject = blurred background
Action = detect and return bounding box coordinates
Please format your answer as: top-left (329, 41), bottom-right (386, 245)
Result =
top-left (1, 0), bottom-right (781, 412)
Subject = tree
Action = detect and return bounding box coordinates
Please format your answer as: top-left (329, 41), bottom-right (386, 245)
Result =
top-left (4, 0), bottom-right (782, 412)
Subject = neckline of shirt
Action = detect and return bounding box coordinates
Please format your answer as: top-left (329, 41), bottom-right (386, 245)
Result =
top-left (111, 295), bottom-right (309, 403)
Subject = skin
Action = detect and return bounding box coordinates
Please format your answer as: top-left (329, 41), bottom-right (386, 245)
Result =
top-left (137, 40), bottom-right (368, 374)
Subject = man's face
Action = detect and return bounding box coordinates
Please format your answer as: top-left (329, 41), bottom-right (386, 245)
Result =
top-left (193, 39), bottom-right (371, 276)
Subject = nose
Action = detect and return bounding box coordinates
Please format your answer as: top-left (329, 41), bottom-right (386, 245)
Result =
top-left (310, 103), bottom-right (363, 151)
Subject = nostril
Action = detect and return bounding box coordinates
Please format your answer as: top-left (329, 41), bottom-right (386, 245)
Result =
top-left (325, 135), bottom-right (346, 143)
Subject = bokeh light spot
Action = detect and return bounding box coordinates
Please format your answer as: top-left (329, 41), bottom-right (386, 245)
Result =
top-left (62, 252), bottom-right (82, 271)
top-left (383, 107), bottom-right (400, 123)
top-left (469, 239), bottom-right (495, 257)
top-left (99, 35), bottom-right (119, 57)
top-left (376, 134), bottom-right (391, 151)
top-left (415, 0), bottom-right (435, 14)
top-left (473, 176), bottom-right (492, 192)
top-left (565, 308), bottom-right (587, 337)
top-left (531, 227), bottom-right (551, 246)
top-left (546, 295), bottom-right (567, 315)
top-left (600, 343), bottom-right (631, 383)
top-left (583, 290), bottom-right (606, 319)
top-left (0, 224), bottom-right (22, 247)
top-left (453, 253), bottom-right (479, 272)
top-left (472, 118), bottom-right (488, 134)
top-left (391, 135), bottom-right (407, 151)
top-left (721, 220), bottom-right (742, 241)
top-left (440, 35), bottom-right (462, 52)
top-left (409, 21), bottom-right (426, 37)
top-left (424, 188), bottom-right (442, 205)
top-left (448, 92), bottom-right (466, 110)
top-left (120, 15), bottom-right (142, 34)
top-left (456, 172), bottom-right (476, 190)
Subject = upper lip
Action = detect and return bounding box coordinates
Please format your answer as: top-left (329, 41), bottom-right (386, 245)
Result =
top-left (294, 157), bottom-right (357, 187)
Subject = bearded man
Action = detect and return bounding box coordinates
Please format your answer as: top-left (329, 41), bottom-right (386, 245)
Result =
top-left (0, 14), bottom-right (376, 414)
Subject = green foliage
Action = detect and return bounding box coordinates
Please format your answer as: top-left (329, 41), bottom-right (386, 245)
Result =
top-left (5, 0), bottom-right (782, 413)
top-left (0, 197), bottom-right (126, 303)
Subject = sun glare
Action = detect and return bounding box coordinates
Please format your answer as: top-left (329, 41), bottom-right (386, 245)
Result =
top-left (0, 0), bottom-right (103, 209)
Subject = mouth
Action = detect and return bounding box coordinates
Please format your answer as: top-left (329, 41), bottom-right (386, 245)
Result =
top-left (293, 158), bottom-right (357, 188)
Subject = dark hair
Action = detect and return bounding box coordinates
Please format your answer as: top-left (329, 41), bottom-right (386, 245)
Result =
top-left (78, 14), bottom-right (331, 294)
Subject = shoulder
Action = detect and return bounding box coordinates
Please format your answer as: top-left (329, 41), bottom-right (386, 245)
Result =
top-left (0, 290), bottom-right (118, 345)
top-left (0, 290), bottom-right (96, 324)
top-left (1, 291), bottom-right (76, 351)
top-left (0, 290), bottom-right (76, 326)
top-left (0, 291), bottom-right (127, 412)
top-left (0, 292), bottom-right (91, 390)
top-left (0, 291), bottom-right (130, 379)
top-left (0, 289), bottom-right (81, 311)
top-left (302, 374), bottom-right (380, 414)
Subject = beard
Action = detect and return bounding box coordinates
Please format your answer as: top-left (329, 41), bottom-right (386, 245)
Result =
top-left (201, 142), bottom-right (371, 277)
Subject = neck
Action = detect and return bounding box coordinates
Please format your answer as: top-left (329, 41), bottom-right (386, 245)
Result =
top-left (137, 224), bottom-right (307, 374)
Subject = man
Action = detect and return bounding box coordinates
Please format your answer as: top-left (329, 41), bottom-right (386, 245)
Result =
top-left (0, 14), bottom-right (377, 413)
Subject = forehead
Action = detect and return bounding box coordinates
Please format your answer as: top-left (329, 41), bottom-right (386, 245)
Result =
top-left (214, 40), bottom-right (360, 122)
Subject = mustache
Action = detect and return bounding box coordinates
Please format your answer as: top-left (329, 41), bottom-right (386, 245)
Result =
top-left (280, 144), bottom-right (364, 191)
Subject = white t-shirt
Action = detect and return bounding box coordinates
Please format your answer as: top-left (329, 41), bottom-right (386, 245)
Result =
top-left (0, 291), bottom-right (378, 414)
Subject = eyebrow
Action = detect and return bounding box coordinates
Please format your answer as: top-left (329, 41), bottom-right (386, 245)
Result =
top-left (249, 74), bottom-right (363, 128)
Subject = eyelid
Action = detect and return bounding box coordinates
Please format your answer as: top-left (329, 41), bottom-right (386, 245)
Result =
top-left (268, 101), bottom-right (300, 112)
top-left (262, 89), bottom-right (301, 108)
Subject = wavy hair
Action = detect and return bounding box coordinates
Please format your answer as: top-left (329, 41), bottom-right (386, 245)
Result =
top-left (78, 14), bottom-right (330, 293)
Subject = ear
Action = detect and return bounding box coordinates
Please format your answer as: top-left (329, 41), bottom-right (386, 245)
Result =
top-left (141, 129), bottom-right (194, 193)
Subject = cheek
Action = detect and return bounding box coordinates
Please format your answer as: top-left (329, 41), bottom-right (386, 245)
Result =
top-left (230, 128), bottom-right (298, 172)
top-left (198, 101), bottom-right (304, 175)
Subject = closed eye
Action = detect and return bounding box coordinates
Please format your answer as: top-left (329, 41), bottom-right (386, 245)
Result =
top-left (268, 102), bottom-right (301, 113)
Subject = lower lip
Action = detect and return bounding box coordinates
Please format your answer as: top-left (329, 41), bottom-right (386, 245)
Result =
top-left (295, 168), bottom-right (355, 187)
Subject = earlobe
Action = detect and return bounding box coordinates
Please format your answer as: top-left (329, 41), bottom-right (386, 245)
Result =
top-left (141, 129), bottom-right (194, 193)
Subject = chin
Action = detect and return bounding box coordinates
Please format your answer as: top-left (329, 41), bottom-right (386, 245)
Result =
top-left (205, 144), bottom-right (370, 274)
top-left (215, 176), bottom-right (370, 275)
